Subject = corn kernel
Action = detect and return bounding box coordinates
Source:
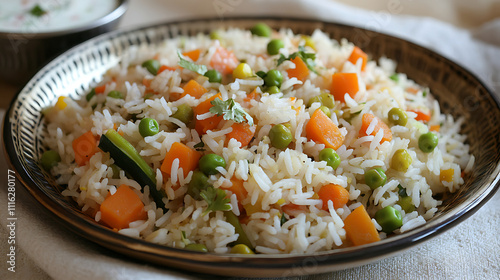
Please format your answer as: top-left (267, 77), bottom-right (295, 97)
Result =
top-left (276, 198), bottom-right (286, 206)
top-left (55, 96), bottom-right (67, 110)
top-left (440, 168), bottom-right (454, 182)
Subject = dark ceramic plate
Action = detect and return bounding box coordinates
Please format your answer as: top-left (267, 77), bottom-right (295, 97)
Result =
top-left (3, 18), bottom-right (500, 277)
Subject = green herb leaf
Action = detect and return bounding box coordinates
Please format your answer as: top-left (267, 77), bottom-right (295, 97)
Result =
top-left (30, 4), bottom-right (47, 17)
top-left (200, 187), bottom-right (231, 214)
top-left (177, 50), bottom-right (207, 75)
top-left (194, 141), bottom-right (205, 151)
top-left (209, 98), bottom-right (254, 126)
top-left (390, 73), bottom-right (399, 82)
top-left (181, 230), bottom-right (189, 245)
top-left (277, 46), bottom-right (318, 74)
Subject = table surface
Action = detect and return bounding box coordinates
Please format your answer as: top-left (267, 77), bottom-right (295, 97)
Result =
top-left (1, 1), bottom-right (499, 279)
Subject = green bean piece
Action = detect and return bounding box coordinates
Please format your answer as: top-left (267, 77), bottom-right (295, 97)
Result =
top-left (142, 59), bottom-right (161, 75)
top-left (250, 23), bottom-right (271, 37)
top-left (307, 92), bottom-right (335, 108)
top-left (391, 149), bottom-right (412, 172)
top-left (364, 167), bottom-right (387, 190)
top-left (263, 69), bottom-right (283, 88)
top-left (318, 148), bottom-right (341, 169)
top-left (267, 39), bottom-right (285, 55)
top-left (418, 132), bottom-right (438, 153)
top-left (230, 244), bottom-right (255, 254)
top-left (269, 124), bottom-right (293, 149)
top-left (224, 211), bottom-right (254, 249)
top-left (86, 88), bottom-right (96, 102)
top-left (185, 243), bottom-right (208, 252)
top-left (204, 69), bottom-right (222, 83)
top-left (188, 171), bottom-right (211, 200)
top-left (139, 118), bottom-right (159, 137)
top-left (40, 150), bottom-right (61, 171)
top-left (171, 103), bottom-right (194, 125)
top-left (199, 154), bottom-right (226, 175)
top-left (107, 90), bottom-right (124, 99)
top-left (388, 107), bottom-right (408, 126)
top-left (374, 206), bottom-right (403, 233)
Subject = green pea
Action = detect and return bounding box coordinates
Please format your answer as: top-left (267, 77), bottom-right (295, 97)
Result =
top-left (199, 154), bottom-right (226, 175)
top-left (142, 59), bottom-right (161, 75)
top-left (40, 150), bottom-right (61, 171)
top-left (267, 39), bottom-right (285, 55)
top-left (319, 106), bottom-right (331, 118)
top-left (188, 171), bottom-right (211, 200)
top-left (269, 123), bottom-right (293, 149)
top-left (391, 149), bottom-right (412, 172)
top-left (139, 118), bottom-right (159, 137)
top-left (107, 90), bottom-right (123, 99)
top-left (397, 196), bottom-right (415, 213)
top-left (209, 31), bottom-right (221, 40)
top-left (230, 244), bottom-right (255, 254)
top-left (388, 107), bottom-right (408, 126)
top-left (364, 167), bottom-right (387, 190)
top-left (263, 69), bottom-right (283, 88)
top-left (185, 243), bottom-right (208, 252)
top-left (267, 86), bottom-right (280, 94)
top-left (250, 23), bottom-right (271, 37)
top-left (374, 206), bottom-right (403, 233)
top-left (318, 148), bottom-right (341, 169)
top-left (307, 92), bottom-right (335, 108)
top-left (204, 69), bottom-right (222, 83)
top-left (171, 103), bottom-right (194, 125)
top-left (86, 88), bottom-right (96, 102)
top-left (418, 132), bottom-right (438, 153)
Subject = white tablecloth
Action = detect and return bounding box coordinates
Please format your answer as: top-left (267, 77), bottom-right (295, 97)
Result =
top-left (1, 0), bottom-right (500, 279)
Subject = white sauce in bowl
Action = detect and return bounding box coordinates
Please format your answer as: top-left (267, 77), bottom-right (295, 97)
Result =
top-left (0, 0), bottom-right (118, 33)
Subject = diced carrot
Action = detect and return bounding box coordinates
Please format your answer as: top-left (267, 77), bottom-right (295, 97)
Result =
top-left (210, 46), bottom-right (239, 75)
top-left (143, 78), bottom-right (152, 88)
top-left (183, 49), bottom-right (201, 61)
top-left (194, 93), bottom-right (224, 135)
top-left (225, 123), bottom-right (256, 147)
top-left (330, 73), bottom-right (359, 103)
top-left (243, 88), bottom-right (259, 107)
top-left (359, 113), bottom-right (392, 143)
top-left (286, 56), bottom-right (309, 82)
top-left (94, 84), bottom-right (107, 94)
top-left (440, 168), bottom-right (454, 182)
top-left (306, 108), bottom-right (344, 150)
top-left (157, 65), bottom-right (177, 75)
top-left (72, 131), bottom-right (98, 166)
top-left (281, 203), bottom-right (308, 218)
top-left (347, 46), bottom-right (368, 71)
top-left (406, 87), bottom-right (420, 94)
top-left (429, 125), bottom-right (440, 132)
top-left (317, 184), bottom-right (349, 211)
top-left (343, 205), bottom-right (380, 246)
top-left (99, 184), bottom-right (147, 230)
top-left (223, 177), bottom-right (248, 211)
top-left (408, 109), bottom-right (431, 123)
top-left (181, 79), bottom-right (208, 99)
top-left (160, 142), bottom-right (201, 177)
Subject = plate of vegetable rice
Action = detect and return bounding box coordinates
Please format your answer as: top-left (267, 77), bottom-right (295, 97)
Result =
top-left (4, 18), bottom-right (500, 277)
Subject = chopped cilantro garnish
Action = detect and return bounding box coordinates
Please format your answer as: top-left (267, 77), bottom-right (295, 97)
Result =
top-left (209, 98), bottom-right (254, 126)
top-left (177, 50), bottom-right (207, 75)
top-left (194, 141), bottom-right (205, 151)
top-left (30, 4), bottom-right (47, 17)
top-left (277, 46), bottom-right (317, 74)
top-left (280, 212), bottom-right (288, 226)
top-left (423, 89), bottom-right (428, 97)
top-left (200, 187), bottom-right (231, 214)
